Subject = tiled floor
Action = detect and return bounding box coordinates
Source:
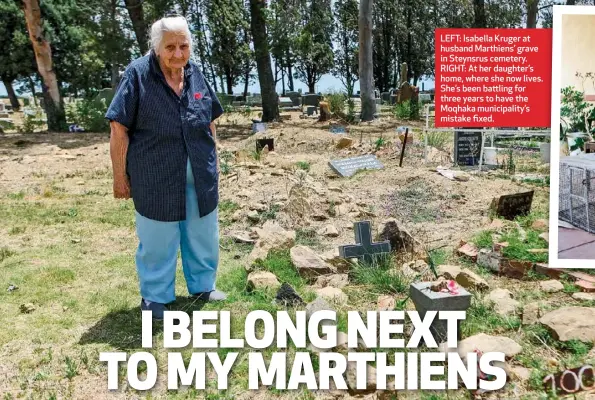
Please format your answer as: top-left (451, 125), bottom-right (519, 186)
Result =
top-left (558, 225), bottom-right (595, 259)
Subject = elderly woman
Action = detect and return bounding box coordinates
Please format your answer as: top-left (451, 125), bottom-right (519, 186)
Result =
top-left (105, 16), bottom-right (225, 320)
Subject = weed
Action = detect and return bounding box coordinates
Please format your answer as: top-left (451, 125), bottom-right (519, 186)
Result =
top-left (328, 201), bottom-right (336, 217)
top-left (260, 204), bottom-right (281, 221)
top-left (472, 230), bottom-right (493, 249)
top-left (428, 248), bottom-right (448, 267)
top-left (295, 228), bottom-right (320, 247)
top-left (423, 131), bottom-right (450, 150)
top-left (374, 136), bottom-right (387, 151)
top-left (8, 226), bottom-right (25, 235)
top-left (251, 149), bottom-right (262, 161)
top-left (7, 191), bottom-right (25, 200)
top-left (0, 248), bottom-right (15, 263)
top-left (219, 199), bottom-right (240, 214)
top-left (296, 161), bottom-right (310, 171)
top-left (463, 298), bottom-right (520, 336)
top-left (500, 229), bottom-right (548, 263)
top-left (64, 356), bottom-right (78, 379)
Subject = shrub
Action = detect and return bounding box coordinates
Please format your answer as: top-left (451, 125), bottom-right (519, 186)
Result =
top-left (325, 92), bottom-right (347, 116)
top-left (66, 98), bottom-right (110, 132)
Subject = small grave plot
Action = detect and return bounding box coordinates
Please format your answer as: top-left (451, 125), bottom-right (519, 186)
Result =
top-left (382, 180), bottom-right (451, 224)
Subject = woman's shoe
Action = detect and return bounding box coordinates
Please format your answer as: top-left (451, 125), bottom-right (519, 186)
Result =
top-left (140, 298), bottom-right (166, 320)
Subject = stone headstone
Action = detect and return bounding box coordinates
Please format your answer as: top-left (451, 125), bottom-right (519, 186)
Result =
top-left (328, 155), bottom-right (384, 177)
top-left (0, 103), bottom-right (5, 112)
top-left (381, 92), bottom-right (390, 104)
top-left (279, 97), bottom-right (293, 107)
top-left (454, 130), bottom-right (482, 166)
top-left (252, 122), bottom-right (266, 133)
top-left (338, 221), bottom-right (391, 265)
top-left (307, 106), bottom-right (317, 116)
top-left (303, 94), bottom-right (320, 107)
top-left (410, 281), bottom-right (472, 344)
top-left (256, 138), bottom-right (274, 152)
top-left (491, 191), bottom-right (534, 220)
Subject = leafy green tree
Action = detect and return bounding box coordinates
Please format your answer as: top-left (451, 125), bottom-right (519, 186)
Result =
top-left (332, 0), bottom-right (358, 96)
top-left (206, 0), bottom-right (251, 94)
top-left (269, 0), bottom-right (301, 93)
top-left (293, 0), bottom-right (334, 93)
top-left (0, 0), bottom-right (35, 110)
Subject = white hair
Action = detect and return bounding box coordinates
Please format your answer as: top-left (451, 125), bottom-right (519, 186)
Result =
top-left (149, 16), bottom-right (192, 53)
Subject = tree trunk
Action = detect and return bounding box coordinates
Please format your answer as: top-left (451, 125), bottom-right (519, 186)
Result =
top-left (124, 0), bottom-right (148, 54)
top-left (2, 78), bottom-right (20, 111)
top-left (21, 0), bottom-right (65, 131)
top-left (287, 57), bottom-right (294, 92)
top-left (359, 0), bottom-right (375, 121)
top-left (243, 69), bottom-right (250, 97)
top-left (566, 0), bottom-right (576, 4)
top-left (225, 70), bottom-right (233, 94)
top-left (473, 0), bottom-right (487, 28)
top-left (110, 0), bottom-right (120, 89)
top-left (526, 0), bottom-right (539, 28)
top-left (250, 0), bottom-right (279, 122)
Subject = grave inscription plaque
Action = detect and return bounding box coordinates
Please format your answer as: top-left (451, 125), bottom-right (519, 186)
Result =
top-left (454, 130), bottom-right (482, 166)
top-left (491, 191), bottom-right (534, 220)
top-left (329, 155), bottom-right (384, 177)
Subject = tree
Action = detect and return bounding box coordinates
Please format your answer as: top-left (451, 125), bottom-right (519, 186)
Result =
top-left (249, 0), bottom-right (279, 122)
top-left (473, 0), bottom-right (487, 27)
top-left (207, 0), bottom-right (251, 94)
top-left (0, 0), bottom-right (35, 111)
top-left (269, 0), bottom-right (301, 93)
top-left (21, 0), bottom-right (66, 131)
top-left (359, 0), bottom-right (375, 121)
top-left (294, 0), bottom-right (334, 93)
top-left (124, 0), bottom-right (149, 54)
top-left (332, 0), bottom-right (358, 96)
top-left (526, 0), bottom-right (539, 27)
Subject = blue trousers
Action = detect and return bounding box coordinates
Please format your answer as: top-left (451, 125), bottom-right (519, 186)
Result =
top-left (134, 158), bottom-right (219, 304)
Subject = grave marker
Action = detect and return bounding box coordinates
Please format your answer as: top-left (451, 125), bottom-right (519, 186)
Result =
top-left (454, 130), bottom-right (482, 166)
top-left (409, 281), bottom-right (472, 344)
top-left (252, 122), bottom-right (266, 133)
top-left (338, 221), bottom-right (391, 265)
top-left (328, 155), bottom-right (384, 177)
top-left (307, 106), bottom-right (317, 116)
top-left (256, 138), bottom-right (274, 152)
top-left (329, 125), bottom-right (346, 134)
top-left (491, 191), bottom-right (534, 220)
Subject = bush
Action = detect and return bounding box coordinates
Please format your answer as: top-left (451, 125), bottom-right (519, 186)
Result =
top-left (17, 110), bottom-right (45, 134)
top-left (325, 92), bottom-right (347, 116)
top-left (66, 97), bottom-right (110, 132)
top-left (393, 99), bottom-right (421, 120)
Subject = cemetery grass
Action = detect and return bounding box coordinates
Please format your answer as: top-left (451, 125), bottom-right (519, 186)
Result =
top-left (0, 111), bottom-right (589, 399)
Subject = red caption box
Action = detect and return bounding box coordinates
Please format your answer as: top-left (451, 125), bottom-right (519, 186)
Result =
top-left (434, 28), bottom-right (552, 128)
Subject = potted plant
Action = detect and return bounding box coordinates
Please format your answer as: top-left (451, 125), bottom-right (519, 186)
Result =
top-left (560, 85), bottom-right (593, 156)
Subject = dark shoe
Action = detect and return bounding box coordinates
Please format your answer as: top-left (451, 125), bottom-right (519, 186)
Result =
top-left (192, 290), bottom-right (227, 301)
top-left (140, 298), bottom-right (166, 320)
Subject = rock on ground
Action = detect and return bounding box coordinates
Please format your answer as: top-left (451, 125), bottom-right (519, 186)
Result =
top-left (522, 303), bottom-right (540, 325)
top-left (314, 274), bottom-right (349, 289)
top-left (540, 280), bottom-right (564, 293)
top-left (487, 288), bottom-right (520, 317)
top-left (247, 222), bottom-right (296, 266)
top-left (377, 218), bottom-right (420, 254)
top-left (315, 287), bottom-right (348, 304)
top-left (290, 246), bottom-right (336, 281)
top-left (377, 295), bottom-right (395, 311)
top-left (453, 333), bottom-right (523, 359)
top-left (247, 271), bottom-right (280, 291)
top-left (345, 362), bottom-right (377, 395)
top-left (437, 265), bottom-right (489, 291)
top-left (540, 307), bottom-right (595, 342)
top-left (573, 292), bottom-right (595, 301)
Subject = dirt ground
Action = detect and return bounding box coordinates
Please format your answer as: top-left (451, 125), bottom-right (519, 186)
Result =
top-left (0, 110), bottom-right (572, 400)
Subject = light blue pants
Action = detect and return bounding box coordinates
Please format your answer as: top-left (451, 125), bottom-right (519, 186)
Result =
top-left (134, 158), bottom-right (219, 304)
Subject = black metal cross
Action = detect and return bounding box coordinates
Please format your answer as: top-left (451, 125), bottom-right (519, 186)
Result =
top-left (338, 221), bottom-right (391, 265)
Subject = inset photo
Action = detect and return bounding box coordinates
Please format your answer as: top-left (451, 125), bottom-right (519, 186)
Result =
top-left (550, 5), bottom-right (595, 266)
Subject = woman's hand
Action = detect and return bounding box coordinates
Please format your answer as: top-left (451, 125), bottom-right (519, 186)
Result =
top-left (113, 174), bottom-right (131, 199)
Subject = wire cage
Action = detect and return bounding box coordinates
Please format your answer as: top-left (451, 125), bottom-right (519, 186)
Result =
top-left (559, 155), bottom-right (595, 233)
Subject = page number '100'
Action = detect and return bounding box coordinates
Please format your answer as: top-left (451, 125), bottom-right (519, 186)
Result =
top-left (543, 365), bottom-right (595, 395)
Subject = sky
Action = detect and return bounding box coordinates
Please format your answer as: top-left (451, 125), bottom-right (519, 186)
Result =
top-left (0, 73), bottom-right (436, 98)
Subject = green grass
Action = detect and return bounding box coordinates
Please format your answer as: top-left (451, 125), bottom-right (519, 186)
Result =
top-left (350, 254), bottom-right (410, 296)
top-left (472, 230), bottom-right (493, 249)
top-left (462, 297), bottom-right (521, 337)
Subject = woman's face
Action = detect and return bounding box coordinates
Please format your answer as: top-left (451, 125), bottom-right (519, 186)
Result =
top-left (158, 31), bottom-right (190, 70)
